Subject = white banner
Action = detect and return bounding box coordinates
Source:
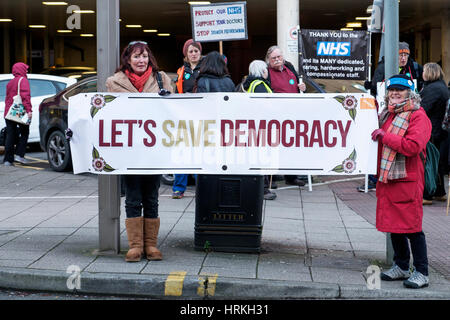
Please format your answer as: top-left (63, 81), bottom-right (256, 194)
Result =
top-left (68, 92), bottom-right (379, 175)
top-left (190, 1), bottom-right (247, 42)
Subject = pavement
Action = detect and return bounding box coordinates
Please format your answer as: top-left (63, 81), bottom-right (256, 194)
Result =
top-left (0, 156), bottom-right (449, 300)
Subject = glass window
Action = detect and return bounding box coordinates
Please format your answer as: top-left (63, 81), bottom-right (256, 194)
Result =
top-left (64, 80), bottom-right (97, 100)
top-left (52, 81), bottom-right (68, 93)
top-left (29, 79), bottom-right (57, 97)
top-left (0, 80), bottom-right (9, 101)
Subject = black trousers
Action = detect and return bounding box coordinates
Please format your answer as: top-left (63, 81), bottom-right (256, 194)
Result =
top-left (124, 175), bottom-right (161, 218)
top-left (4, 119), bottom-right (29, 163)
top-left (391, 231), bottom-right (428, 276)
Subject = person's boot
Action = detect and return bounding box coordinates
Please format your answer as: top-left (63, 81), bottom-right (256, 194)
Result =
top-left (125, 217), bottom-right (144, 262)
top-left (144, 217), bottom-right (163, 261)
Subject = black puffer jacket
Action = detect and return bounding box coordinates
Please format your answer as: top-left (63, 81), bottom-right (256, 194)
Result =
top-left (420, 79), bottom-right (450, 139)
top-left (196, 73), bottom-right (235, 93)
top-left (176, 60), bottom-right (203, 93)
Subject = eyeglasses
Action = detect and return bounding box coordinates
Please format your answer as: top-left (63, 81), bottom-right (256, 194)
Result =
top-left (128, 41), bottom-right (147, 47)
top-left (270, 55), bottom-right (282, 61)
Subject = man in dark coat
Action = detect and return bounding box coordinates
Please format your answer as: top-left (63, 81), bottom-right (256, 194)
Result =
top-left (365, 42), bottom-right (424, 97)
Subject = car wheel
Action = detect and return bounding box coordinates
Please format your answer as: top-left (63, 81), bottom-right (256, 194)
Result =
top-left (161, 174), bottom-right (175, 185)
top-left (47, 130), bottom-right (72, 172)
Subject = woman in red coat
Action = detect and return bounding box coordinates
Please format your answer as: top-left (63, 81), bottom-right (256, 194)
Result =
top-left (371, 74), bottom-right (432, 289)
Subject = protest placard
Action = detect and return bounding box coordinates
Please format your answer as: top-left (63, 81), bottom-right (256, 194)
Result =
top-left (300, 29), bottom-right (369, 80)
top-left (190, 1), bottom-right (247, 42)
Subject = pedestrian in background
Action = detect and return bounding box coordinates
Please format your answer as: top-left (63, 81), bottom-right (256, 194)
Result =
top-left (172, 39), bottom-right (203, 199)
top-left (372, 74), bottom-right (431, 288)
top-left (242, 59), bottom-right (277, 200)
top-left (3, 62), bottom-right (32, 166)
top-left (106, 41), bottom-right (173, 262)
top-left (195, 51), bottom-right (235, 93)
top-left (420, 62), bottom-right (449, 205)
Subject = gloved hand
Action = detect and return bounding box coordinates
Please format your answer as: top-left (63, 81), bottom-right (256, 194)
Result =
top-left (364, 80), bottom-right (371, 90)
top-left (371, 128), bottom-right (385, 141)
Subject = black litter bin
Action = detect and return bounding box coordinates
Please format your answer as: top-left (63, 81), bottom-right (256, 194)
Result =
top-left (194, 174), bottom-right (264, 253)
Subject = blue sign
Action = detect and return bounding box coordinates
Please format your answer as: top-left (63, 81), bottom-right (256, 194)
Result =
top-left (227, 6), bottom-right (242, 14)
top-left (317, 42), bottom-right (351, 56)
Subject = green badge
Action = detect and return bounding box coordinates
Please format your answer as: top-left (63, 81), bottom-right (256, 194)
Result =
top-left (289, 79), bottom-right (295, 85)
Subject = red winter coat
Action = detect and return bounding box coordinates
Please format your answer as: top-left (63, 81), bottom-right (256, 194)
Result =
top-left (4, 62), bottom-right (32, 117)
top-left (375, 107), bottom-right (431, 234)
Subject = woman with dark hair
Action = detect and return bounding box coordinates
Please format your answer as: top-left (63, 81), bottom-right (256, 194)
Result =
top-left (195, 51), bottom-right (235, 93)
top-left (420, 62), bottom-right (449, 204)
top-left (106, 41), bottom-right (173, 262)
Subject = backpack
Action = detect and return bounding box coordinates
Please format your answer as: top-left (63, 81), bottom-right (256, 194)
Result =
top-left (420, 141), bottom-right (440, 195)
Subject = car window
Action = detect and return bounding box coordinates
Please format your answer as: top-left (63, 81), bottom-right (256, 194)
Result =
top-left (64, 80), bottom-right (97, 100)
top-left (52, 81), bottom-right (68, 93)
top-left (29, 79), bottom-right (58, 97)
top-left (0, 80), bottom-right (8, 101)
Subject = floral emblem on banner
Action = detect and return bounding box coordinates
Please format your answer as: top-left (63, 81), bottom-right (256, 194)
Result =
top-left (90, 94), bottom-right (117, 118)
top-left (334, 95), bottom-right (358, 120)
top-left (92, 146), bottom-right (115, 172)
top-left (331, 148), bottom-right (357, 174)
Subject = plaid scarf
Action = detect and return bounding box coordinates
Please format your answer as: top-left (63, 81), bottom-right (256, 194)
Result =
top-left (378, 99), bottom-right (419, 183)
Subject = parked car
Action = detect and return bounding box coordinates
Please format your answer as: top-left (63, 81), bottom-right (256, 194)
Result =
top-left (39, 76), bottom-right (96, 171)
top-left (0, 74), bottom-right (77, 144)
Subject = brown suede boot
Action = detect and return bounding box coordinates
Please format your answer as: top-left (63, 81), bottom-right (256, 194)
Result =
top-left (125, 217), bottom-right (144, 262)
top-left (144, 217), bottom-right (163, 261)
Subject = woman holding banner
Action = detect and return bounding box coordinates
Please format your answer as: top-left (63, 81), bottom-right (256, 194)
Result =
top-left (372, 74), bottom-right (432, 288)
top-left (172, 39), bottom-right (203, 199)
top-left (106, 41), bottom-right (173, 262)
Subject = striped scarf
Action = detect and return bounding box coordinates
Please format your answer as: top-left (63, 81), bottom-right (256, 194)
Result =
top-left (378, 99), bottom-right (419, 183)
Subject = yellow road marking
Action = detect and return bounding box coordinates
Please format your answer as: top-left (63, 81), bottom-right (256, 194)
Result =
top-left (164, 271), bottom-right (187, 296)
top-left (14, 164), bottom-right (44, 170)
top-left (24, 156), bottom-right (49, 163)
top-left (198, 273), bottom-right (218, 297)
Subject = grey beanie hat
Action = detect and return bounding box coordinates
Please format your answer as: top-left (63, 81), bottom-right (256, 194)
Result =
top-left (399, 42), bottom-right (410, 54)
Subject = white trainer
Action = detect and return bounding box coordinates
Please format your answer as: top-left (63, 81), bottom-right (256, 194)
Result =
top-left (403, 270), bottom-right (429, 289)
top-left (380, 264), bottom-right (411, 281)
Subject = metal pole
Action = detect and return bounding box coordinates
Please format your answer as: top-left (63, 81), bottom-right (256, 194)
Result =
top-left (96, 0), bottom-right (121, 254)
top-left (384, 0), bottom-right (399, 265)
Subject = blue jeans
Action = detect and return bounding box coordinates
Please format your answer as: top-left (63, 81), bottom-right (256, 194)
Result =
top-left (173, 174), bottom-right (197, 193)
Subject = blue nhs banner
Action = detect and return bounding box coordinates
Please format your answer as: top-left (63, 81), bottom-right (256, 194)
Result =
top-left (317, 42), bottom-right (351, 56)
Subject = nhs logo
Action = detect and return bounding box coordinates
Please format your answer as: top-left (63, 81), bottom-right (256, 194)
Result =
top-left (317, 42), bottom-right (351, 56)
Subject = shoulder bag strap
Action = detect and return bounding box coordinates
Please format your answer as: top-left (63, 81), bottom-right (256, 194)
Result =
top-left (17, 77), bottom-right (23, 95)
top-left (155, 72), bottom-right (164, 90)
